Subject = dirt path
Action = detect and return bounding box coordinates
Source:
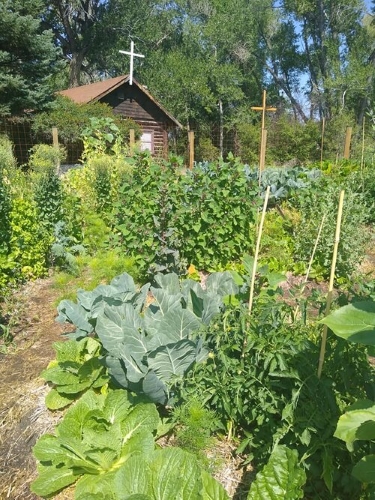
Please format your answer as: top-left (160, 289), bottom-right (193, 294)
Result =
top-left (0, 278), bottom-right (69, 500)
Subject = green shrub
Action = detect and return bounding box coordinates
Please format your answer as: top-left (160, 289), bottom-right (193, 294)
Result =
top-left (0, 168), bottom-right (11, 254)
top-left (292, 180), bottom-right (370, 280)
top-left (113, 154), bottom-right (259, 273)
top-left (0, 134), bottom-right (16, 171)
top-left (28, 143), bottom-right (66, 173)
top-left (31, 95), bottom-right (141, 145)
top-left (33, 169), bottom-right (64, 232)
top-left (9, 197), bottom-right (52, 279)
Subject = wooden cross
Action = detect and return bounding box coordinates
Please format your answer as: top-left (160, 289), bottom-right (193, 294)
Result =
top-left (119, 41), bottom-right (145, 85)
top-left (251, 90), bottom-right (277, 171)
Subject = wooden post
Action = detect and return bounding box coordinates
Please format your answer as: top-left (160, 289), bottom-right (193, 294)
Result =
top-left (251, 90), bottom-right (276, 176)
top-left (129, 128), bottom-right (135, 156)
top-left (260, 129), bottom-right (268, 172)
top-left (52, 127), bottom-right (60, 174)
top-left (343, 127), bottom-right (352, 159)
top-left (188, 130), bottom-right (194, 170)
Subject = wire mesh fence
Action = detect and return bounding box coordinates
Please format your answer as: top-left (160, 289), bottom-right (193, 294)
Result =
top-left (2, 115), bottom-right (374, 168)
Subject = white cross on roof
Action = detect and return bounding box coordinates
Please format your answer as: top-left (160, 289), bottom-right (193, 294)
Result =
top-left (119, 41), bottom-right (145, 85)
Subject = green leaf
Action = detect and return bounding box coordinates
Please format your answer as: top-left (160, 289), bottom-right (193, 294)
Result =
top-left (334, 403), bottom-right (375, 450)
top-left (113, 455), bottom-right (152, 497)
top-left (45, 388), bottom-right (76, 410)
top-left (57, 300), bottom-right (93, 333)
top-left (201, 470), bottom-right (230, 499)
top-left (150, 448), bottom-right (202, 499)
top-left (320, 301), bottom-right (375, 345)
top-left (33, 434), bottom-right (66, 464)
top-left (75, 471), bottom-right (117, 499)
top-left (156, 308), bottom-right (202, 342)
top-left (247, 445), bottom-right (306, 499)
top-left (142, 370), bottom-right (168, 404)
top-left (352, 455), bottom-right (375, 483)
top-left (148, 340), bottom-right (197, 382)
top-left (121, 403), bottom-right (159, 443)
top-left (31, 464), bottom-right (77, 497)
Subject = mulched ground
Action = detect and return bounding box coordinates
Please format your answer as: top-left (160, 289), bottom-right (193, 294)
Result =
top-left (0, 278), bottom-right (69, 500)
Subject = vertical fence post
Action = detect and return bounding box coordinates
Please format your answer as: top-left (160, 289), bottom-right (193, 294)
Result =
top-left (188, 130), bottom-right (194, 170)
top-left (343, 127), bottom-right (352, 160)
top-left (52, 127), bottom-right (60, 174)
top-left (129, 128), bottom-right (135, 156)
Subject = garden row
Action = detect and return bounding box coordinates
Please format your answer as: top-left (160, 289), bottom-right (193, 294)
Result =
top-left (1, 123), bottom-right (375, 497)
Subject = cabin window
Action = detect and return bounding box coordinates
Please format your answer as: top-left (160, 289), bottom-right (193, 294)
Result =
top-left (140, 131), bottom-right (154, 153)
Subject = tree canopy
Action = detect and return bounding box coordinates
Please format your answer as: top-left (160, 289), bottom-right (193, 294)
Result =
top-left (2, 0), bottom-right (375, 134)
top-left (0, 0), bottom-right (62, 115)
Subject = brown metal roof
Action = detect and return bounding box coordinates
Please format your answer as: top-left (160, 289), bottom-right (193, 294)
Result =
top-left (58, 75), bottom-right (182, 128)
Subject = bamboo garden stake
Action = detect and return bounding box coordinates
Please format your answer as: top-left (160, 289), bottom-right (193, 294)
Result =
top-left (294, 214), bottom-right (326, 319)
top-left (248, 186), bottom-right (271, 316)
top-left (317, 190), bottom-right (345, 378)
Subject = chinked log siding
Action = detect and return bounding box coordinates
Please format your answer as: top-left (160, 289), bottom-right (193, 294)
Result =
top-left (59, 75), bottom-right (182, 158)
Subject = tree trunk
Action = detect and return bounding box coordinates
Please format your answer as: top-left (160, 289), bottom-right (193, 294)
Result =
top-left (218, 99), bottom-right (223, 158)
top-left (69, 52), bottom-right (85, 87)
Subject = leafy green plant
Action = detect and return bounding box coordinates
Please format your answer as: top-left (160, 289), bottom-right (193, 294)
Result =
top-left (51, 221), bottom-right (85, 274)
top-left (33, 168), bottom-right (64, 232)
top-left (113, 155), bottom-right (259, 273)
top-left (56, 271), bottom-right (238, 405)
top-left (92, 157), bottom-right (112, 214)
top-left (247, 445), bottom-right (306, 499)
top-left (41, 337), bottom-right (109, 410)
top-left (29, 143), bottom-right (66, 173)
top-left (321, 301), bottom-right (375, 489)
top-left (31, 389), bottom-right (229, 499)
top-left (178, 270), bottom-right (375, 498)
top-left (81, 117), bottom-right (124, 160)
top-left (0, 167), bottom-right (11, 254)
top-left (292, 181), bottom-right (370, 280)
top-left (173, 399), bottom-right (218, 467)
top-left (0, 134), bottom-right (17, 171)
top-left (32, 95), bottom-right (140, 146)
top-left (8, 197), bottom-right (52, 279)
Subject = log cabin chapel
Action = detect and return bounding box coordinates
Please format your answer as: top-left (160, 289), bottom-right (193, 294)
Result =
top-left (59, 75), bottom-right (182, 156)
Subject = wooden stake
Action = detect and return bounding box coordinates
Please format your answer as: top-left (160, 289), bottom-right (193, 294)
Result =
top-left (52, 127), bottom-right (60, 174)
top-left (320, 117), bottom-right (325, 169)
top-left (260, 129), bottom-right (268, 173)
top-left (251, 90), bottom-right (276, 177)
top-left (294, 214), bottom-right (326, 319)
top-left (318, 190), bottom-right (345, 378)
top-left (343, 127), bottom-right (352, 159)
top-left (188, 130), bottom-right (194, 170)
top-left (248, 186), bottom-right (271, 316)
top-left (129, 128), bottom-right (135, 156)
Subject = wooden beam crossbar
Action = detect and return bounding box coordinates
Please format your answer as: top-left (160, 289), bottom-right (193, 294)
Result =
top-left (251, 90), bottom-right (276, 173)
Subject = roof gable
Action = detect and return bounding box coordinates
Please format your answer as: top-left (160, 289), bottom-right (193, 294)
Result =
top-left (58, 76), bottom-right (182, 128)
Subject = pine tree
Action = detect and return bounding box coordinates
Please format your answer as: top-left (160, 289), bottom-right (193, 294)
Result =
top-left (0, 0), bottom-right (62, 116)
